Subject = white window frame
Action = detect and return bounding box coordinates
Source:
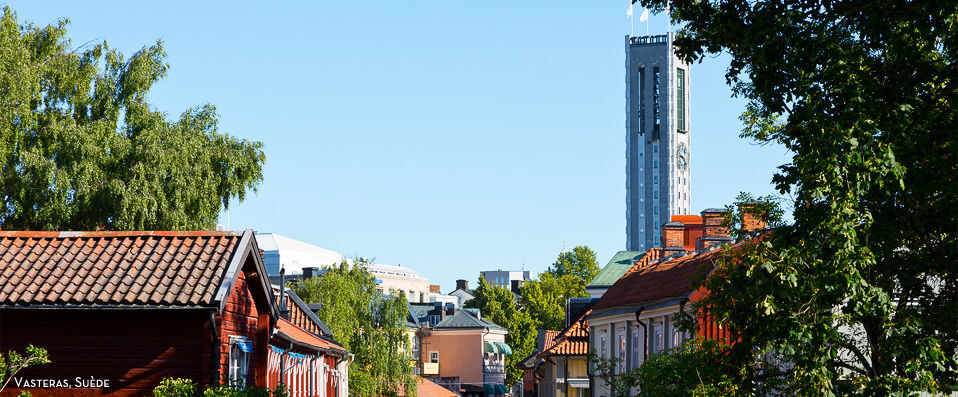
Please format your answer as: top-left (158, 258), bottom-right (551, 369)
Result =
top-left (228, 336), bottom-right (251, 388)
top-left (430, 351), bottom-right (439, 363)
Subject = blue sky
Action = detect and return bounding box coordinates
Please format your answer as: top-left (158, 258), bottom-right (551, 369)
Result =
top-left (13, 1), bottom-right (790, 290)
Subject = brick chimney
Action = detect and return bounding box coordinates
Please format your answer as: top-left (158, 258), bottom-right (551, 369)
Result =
top-left (697, 208), bottom-right (733, 250)
top-left (429, 284), bottom-right (441, 294)
top-left (456, 279), bottom-right (469, 291)
top-left (661, 221), bottom-right (686, 252)
top-left (738, 201), bottom-right (767, 232)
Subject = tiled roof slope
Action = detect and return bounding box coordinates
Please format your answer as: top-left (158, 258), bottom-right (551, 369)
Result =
top-left (433, 308), bottom-right (506, 331)
top-left (539, 309), bottom-right (590, 357)
top-left (272, 286), bottom-right (335, 338)
top-left (587, 251), bottom-right (646, 288)
top-left (591, 248), bottom-right (725, 311)
top-left (0, 231), bottom-right (242, 307)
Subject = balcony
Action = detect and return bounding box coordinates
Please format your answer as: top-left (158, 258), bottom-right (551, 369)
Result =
top-left (483, 363), bottom-right (504, 373)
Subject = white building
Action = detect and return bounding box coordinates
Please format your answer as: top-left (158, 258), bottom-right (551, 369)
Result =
top-left (255, 232), bottom-right (344, 275)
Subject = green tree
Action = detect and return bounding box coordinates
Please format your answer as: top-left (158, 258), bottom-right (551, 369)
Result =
top-left (465, 277), bottom-right (538, 386)
top-left (547, 246), bottom-right (600, 283)
top-left (520, 246), bottom-right (600, 331)
top-left (289, 259), bottom-right (416, 397)
top-left (635, 0), bottom-right (958, 392)
top-left (519, 272), bottom-right (583, 331)
top-left (0, 345), bottom-right (50, 396)
top-left (0, 7), bottom-right (264, 230)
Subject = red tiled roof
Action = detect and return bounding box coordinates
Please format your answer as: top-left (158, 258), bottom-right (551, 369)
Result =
top-left (542, 330), bottom-right (559, 350)
top-left (630, 248), bottom-right (665, 271)
top-left (416, 377), bottom-right (458, 397)
top-left (275, 318), bottom-right (346, 354)
top-left (0, 231), bottom-right (244, 307)
top-left (273, 287), bottom-right (325, 337)
top-left (591, 248), bottom-right (727, 311)
top-left (538, 310), bottom-right (590, 357)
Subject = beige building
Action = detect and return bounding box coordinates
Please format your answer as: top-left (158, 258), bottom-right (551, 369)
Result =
top-left (420, 309), bottom-right (511, 396)
top-left (364, 263), bottom-right (431, 303)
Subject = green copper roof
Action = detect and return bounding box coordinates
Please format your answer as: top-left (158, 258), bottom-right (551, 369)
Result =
top-left (587, 251), bottom-right (646, 288)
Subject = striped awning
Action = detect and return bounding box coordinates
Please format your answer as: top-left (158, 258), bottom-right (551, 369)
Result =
top-left (496, 342), bottom-right (512, 355)
top-left (484, 341), bottom-right (500, 354)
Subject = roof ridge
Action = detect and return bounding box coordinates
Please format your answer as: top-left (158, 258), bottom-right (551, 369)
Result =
top-left (0, 231), bottom-right (244, 238)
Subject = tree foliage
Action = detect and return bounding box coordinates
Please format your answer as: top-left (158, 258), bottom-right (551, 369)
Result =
top-left (519, 272), bottom-right (585, 331)
top-left (0, 345), bottom-right (50, 396)
top-left (465, 277), bottom-right (538, 386)
top-left (520, 246), bottom-right (601, 330)
top-left (289, 260), bottom-right (415, 397)
top-left (636, 0), bottom-right (958, 390)
top-left (0, 7), bottom-right (264, 230)
top-left (547, 245), bottom-right (600, 283)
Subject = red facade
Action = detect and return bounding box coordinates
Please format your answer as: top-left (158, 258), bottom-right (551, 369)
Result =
top-left (0, 230), bottom-right (348, 397)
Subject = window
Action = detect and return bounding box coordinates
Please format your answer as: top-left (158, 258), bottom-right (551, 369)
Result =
top-left (228, 338), bottom-right (251, 387)
top-left (654, 191), bottom-right (658, 199)
top-left (631, 332), bottom-right (641, 367)
top-left (654, 176), bottom-right (658, 184)
top-left (638, 67), bottom-right (645, 135)
top-left (411, 335), bottom-right (420, 358)
top-left (655, 328), bottom-right (664, 353)
top-left (677, 68), bottom-right (686, 131)
top-left (654, 206), bottom-right (659, 214)
top-left (600, 333), bottom-right (608, 358)
top-left (430, 351), bottom-right (439, 363)
top-left (653, 160), bottom-right (658, 168)
top-left (653, 67), bottom-right (661, 139)
top-left (617, 334), bottom-right (626, 373)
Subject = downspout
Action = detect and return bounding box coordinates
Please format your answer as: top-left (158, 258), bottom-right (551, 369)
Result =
top-left (280, 341), bottom-right (293, 391)
top-left (209, 310), bottom-right (220, 385)
top-left (634, 307), bottom-right (647, 361)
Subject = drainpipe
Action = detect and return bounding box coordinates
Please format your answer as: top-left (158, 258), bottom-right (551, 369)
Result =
top-left (209, 310), bottom-right (220, 385)
top-left (280, 342), bottom-right (293, 391)
top-left (634, 307), bottom-right (648, 361)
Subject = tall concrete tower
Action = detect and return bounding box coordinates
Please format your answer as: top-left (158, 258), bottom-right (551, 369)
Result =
top-left (625, 34), bottom-right (692, 251)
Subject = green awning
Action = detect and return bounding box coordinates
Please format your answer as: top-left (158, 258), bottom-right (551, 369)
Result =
top-left (484, 384), bottom-right (496, 394)
top-left (496, 342), bottom-right (513, 355)
top-left (484, 341), bottom-right (500, 354)
top-left (496, 384), bottom-right (509, 393)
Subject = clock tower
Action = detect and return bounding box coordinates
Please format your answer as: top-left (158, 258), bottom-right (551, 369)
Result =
top-left (625, 33), bottom-right (692, 251)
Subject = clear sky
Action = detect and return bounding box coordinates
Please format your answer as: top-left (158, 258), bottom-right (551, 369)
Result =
top-left (12, 1), bottom-right (790, 290)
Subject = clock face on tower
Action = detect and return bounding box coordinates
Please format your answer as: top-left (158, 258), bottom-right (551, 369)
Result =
top-left (677, 142), bottom-right (689, 171)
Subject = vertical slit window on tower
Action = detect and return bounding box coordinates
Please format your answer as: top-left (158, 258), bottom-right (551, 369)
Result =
top-left (638, 67), bottom-right (645, 135)
top-left (677, 68), bottom-right (686, 132)
top-left (652, 67), bottom-right (660, 140)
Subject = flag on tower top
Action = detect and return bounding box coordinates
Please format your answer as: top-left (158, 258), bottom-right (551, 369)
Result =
top-left (639, 8), bottom-right (649, 22)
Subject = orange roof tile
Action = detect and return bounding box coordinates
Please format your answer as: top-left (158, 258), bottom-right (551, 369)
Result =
top-left (0, 231), bottom-right (243, 307)
top-left (538, 310), bottom-right (591, 357)
top-left (275, 318), bottom-right (346, 354)
top-left (416, 377), bottom-right (458, 397)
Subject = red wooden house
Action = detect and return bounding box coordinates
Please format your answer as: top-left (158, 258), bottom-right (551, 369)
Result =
top-left (0, 230), bottom-right (349, 397)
